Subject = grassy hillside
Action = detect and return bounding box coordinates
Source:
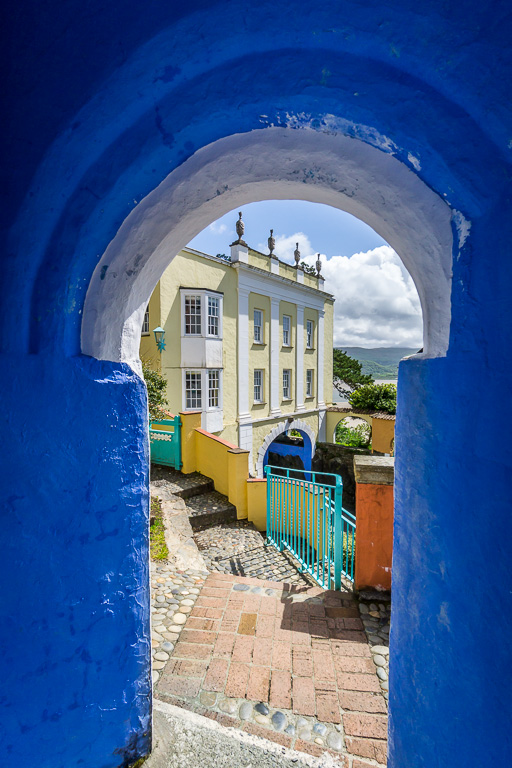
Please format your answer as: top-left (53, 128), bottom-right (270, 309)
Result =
top-left (339, 347), bottom-right (418, 379)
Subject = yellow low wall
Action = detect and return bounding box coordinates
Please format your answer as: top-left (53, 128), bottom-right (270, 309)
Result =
top-left (247, 479), bottom-right (267, 531)
top-left (180, 411), bottom-right (202, 473)
top-left (371, 416), bottom-right (395, 454)
top-left (195, 429), bottom-right (232, 496)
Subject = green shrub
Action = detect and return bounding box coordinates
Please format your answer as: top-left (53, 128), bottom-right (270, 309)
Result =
top-left (348, 382), bottom-right (397, 415)
top-left (141, 360), bottom-right (169, 420)
top-left (335, 421), bottom-right (371, 448)
top-left (150, 497), bottom-right (168, 561)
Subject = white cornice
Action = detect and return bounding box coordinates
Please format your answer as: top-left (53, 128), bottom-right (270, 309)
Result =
top-left (233, 262), bottom-right (333, 307)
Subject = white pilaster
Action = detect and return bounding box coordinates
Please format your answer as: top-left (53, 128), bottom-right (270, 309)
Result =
top-left (270, 297), bottom-right (281, 416)
top-left (238, 288), bottom-right (251, 423)
top-left (231, 243), bottom-right (249, 263)
top-left (296, 269), bottom-right (304, 284)
top-left (318, 407), bottom-right (327, 442)
top-left (296, 306), bottom-right (305, 411)
top-left (270, 257), bottom-right (280, 275)
top-left (239, 422), bottom-right (254, 472)
top-left (317, 309), bottom-right (325, 407)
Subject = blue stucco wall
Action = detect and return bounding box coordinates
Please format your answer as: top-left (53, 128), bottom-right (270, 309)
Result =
top-left (264, 432), bottom-right (313, 474)
top-left (1, 2), bottom-right (511, 766)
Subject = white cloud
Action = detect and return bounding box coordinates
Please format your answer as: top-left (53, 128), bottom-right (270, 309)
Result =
top-left (260, 233), bottom-right (423, 348)
top-left (208, 221), bottom-right (228, 235)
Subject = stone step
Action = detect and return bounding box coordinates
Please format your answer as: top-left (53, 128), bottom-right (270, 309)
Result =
top-left (185, 490), bottom-right (238, 531)
top-left (151, 464), bottom-right (214, 499)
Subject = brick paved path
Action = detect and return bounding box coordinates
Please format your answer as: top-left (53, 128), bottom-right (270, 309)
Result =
top-left (154, 572), bottom-right (387, 767)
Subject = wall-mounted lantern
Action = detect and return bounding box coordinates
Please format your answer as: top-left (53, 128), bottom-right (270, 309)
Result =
top-left (153, 326), bottom-right (166, 352)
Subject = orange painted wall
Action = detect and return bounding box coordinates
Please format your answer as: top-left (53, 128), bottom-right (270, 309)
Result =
top-left (355, 482), bottom-right (394, 591)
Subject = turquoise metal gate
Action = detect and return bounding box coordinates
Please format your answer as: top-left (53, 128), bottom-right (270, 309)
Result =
top-left (149, 416), bottom-right (182, 469)
top-left (265, 465), bottom-right (356, 589)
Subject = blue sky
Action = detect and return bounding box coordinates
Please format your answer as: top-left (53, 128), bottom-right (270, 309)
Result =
top-left (188, 200), bottom-right (388, 258)
top-left (188, 200), bottom-right (423, 348)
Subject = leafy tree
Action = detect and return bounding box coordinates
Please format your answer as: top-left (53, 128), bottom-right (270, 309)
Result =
top-left (348, 382), bottom-right (397, 415)
top-left (300, 261), bottom-right (317, 276)
top-left (333, 349), bottom-right (374, 398)
top-left (141, 360), bottom-right (169, 420)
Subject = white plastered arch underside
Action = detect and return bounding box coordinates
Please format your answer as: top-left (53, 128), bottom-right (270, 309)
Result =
top-left (81, 127), bottom-right (454, 367)
top-left (256, 419), bottom-right (317, 479)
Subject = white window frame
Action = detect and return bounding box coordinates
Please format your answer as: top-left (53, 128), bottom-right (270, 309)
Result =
top-left (184, 295), bottom-right (202, 336)
top-left (306, 319), bottom-right (314, 349)
top-left (207, 296), bottom-right (220, 337)
top-left (183, 369), bottom-right (223, 412)
top-left (253, 369), bottom-right (264, 404)
top-left (282, 369), bottom-right (291, 400)
top-left (181, 289), bottom-right (223, 338)
top-left (253, 309), bottom-right (263, 343)
top-left (282, 315), bottom-right (291, 346)
top-left (185, 370), bottom-right (202, 409)
top-left (141, 305), bottom-right (150, 335)
top-left (306, 369), bottom-right (314, 397)
top-left (208, 369), bottom-right (221, 408)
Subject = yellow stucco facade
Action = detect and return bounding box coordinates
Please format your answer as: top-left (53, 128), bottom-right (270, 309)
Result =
top-left (141, 237), bottom-right (334, 477)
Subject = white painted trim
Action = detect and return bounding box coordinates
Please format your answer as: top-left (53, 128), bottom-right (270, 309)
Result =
top-left (317, 309), bottom-right (325, 408)
top-left (236, 265), bottom-right (328, 311)
top-left (82, 128), bottom-right (453, 366)
top-left (256, 418), bottom-right (317, 478)
top-left (238, 288), bottom-right (250, 422)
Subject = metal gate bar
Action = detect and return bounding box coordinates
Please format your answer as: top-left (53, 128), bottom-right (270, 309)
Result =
top-left (265, 464), bottom-right (355, 589)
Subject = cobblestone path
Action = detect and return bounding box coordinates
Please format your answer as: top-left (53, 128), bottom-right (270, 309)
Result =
top-left (153, 573), bottom-right (388, 767)
top-left (194, 520), bottom-right (312, 586)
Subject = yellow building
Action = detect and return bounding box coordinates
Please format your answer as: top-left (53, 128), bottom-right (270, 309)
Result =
top-left (141, 215), bottom-right (335, 477)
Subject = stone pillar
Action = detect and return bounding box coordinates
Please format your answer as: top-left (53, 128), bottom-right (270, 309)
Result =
top-left (179, 410), bottom-right (201, 474)
top-left (269, 297), bottom-right (281, 417)
top-left (353, 456), bottom-right (394, 591)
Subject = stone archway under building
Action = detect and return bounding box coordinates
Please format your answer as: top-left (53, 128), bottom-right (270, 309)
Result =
top-left (256, 419), bottom-right (317, 478)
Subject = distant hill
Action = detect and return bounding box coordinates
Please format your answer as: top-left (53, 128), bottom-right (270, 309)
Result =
top-left (339, 347), bottom-right (419, 379)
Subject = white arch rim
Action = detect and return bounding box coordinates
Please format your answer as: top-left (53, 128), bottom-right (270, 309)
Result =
top-left (81, 126), bottom-right (454, 367)
top-left (256, 419), bottom-right (317, 479)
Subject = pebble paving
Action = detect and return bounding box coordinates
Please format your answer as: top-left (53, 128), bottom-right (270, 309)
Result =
top-left (358, 596), bottom-right (391, 702)
top-left (151, 560), bottom-right (209, 685)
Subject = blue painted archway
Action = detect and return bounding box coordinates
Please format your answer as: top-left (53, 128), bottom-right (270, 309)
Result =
top-left (263, 430), bottom-right (314, 476)
top-left (2, 3), bottom-right (512, 767)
